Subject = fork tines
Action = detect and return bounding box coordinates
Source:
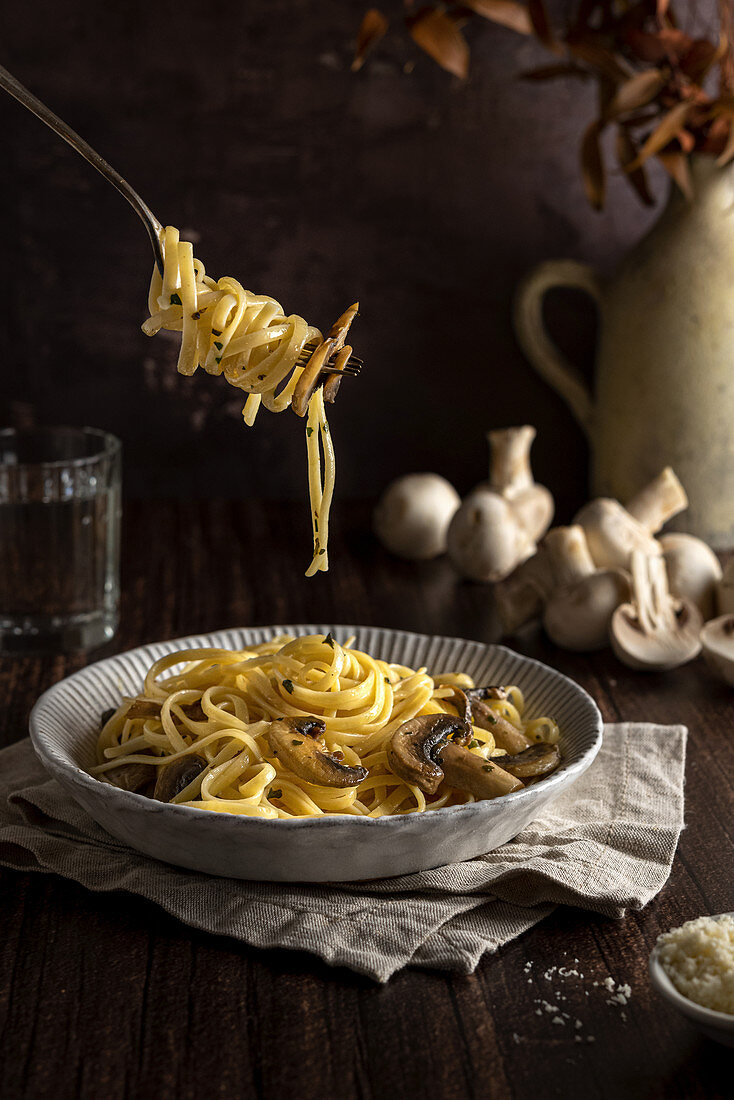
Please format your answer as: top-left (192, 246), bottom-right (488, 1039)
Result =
top-left (294, 347), bottom-right (363, 376)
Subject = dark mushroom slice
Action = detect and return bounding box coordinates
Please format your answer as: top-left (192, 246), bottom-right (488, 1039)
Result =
top-left (438, 743), bottom-right (524, 800)
top-left (124, 698), bottom-right (205, 721)
top-left (291, 302), bottom-right (359, 417)
top-left (322, 344), bottom-right (352, 405)
top-left (387, 713), bottom-right (472, 795)
top-left (154, 754), bottom-right (208, 803)
top-left (498, 742), bottom-right (561, 781)
top-left (266, 718), bottom-right (367, 788)
top-left (105, 760), bottom-right (157, 794)
top-left (290, 338), bottom-right (334, 418)
top-left (465, 686), bottom-right (509, 703)
top-left (459, 687), bottom-right (532, 754)
top-left (100, 707), bottom-right (116, 728)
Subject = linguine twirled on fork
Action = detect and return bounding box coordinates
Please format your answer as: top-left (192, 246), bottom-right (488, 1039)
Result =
top-left (143, 226), bottom-right (357, 575)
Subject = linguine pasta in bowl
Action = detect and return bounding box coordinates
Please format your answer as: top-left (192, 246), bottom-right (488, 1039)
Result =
top-left (92, 633), bottom-right (562, 819)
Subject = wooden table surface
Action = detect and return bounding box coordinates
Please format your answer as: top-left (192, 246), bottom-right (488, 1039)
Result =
top-left (1, 500), bottom-right (731, 1100)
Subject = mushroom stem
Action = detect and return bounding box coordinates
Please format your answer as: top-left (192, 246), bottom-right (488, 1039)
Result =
top-left (438, 743), bottom-right (524, 799)
top-left (487, 426), bottom-right (536, 495)
top-left (543, 526), bottom-right (596, 587)
top-left (460, 688), bottom-right (532, 754)
top-left (625, 467), bottom-right (688, 534)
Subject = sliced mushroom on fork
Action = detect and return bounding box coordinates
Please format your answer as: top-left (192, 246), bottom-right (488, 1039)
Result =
top-left (291, 302), bottom-right (360, 416)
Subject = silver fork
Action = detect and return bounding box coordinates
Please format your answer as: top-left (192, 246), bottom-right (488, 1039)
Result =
top-left (0, 63), bottom-right (363, 378)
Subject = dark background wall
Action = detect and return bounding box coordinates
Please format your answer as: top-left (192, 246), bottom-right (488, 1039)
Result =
top-left (1, 0), bottom-right (712, 518)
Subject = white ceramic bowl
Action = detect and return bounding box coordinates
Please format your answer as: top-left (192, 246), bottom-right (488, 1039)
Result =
top-left (29, 625), bottom-right (603, 882)
top-left (649, 914), bottom-right (734, 1048)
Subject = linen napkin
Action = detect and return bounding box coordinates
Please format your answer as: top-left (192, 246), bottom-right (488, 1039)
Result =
top-left (0, 722), bottom-right (686, 982)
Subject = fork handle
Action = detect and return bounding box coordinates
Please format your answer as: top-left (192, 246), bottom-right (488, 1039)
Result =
top-left (0, 62), bottom-right (164, 272)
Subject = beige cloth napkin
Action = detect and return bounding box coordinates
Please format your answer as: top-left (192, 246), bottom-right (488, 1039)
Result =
top-left (0, 723), bottom-right (686, 982)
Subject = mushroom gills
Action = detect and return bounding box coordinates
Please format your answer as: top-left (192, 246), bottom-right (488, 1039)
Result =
top-left (610, 550), bottom-right (702, 670)
top-left (154, 754), bottom-right (208, 803)
top-left (266, 717), bottom-right (368, 788)
top-left (387, 713), bottom-right (472, 794)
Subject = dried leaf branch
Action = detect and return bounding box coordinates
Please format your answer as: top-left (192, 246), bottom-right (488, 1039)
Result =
top-left (353, 1), bottom-right (734, 209)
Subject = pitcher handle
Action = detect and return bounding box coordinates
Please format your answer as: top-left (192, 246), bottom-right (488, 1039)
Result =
top-left (513, 260), bottom-right (601, 439)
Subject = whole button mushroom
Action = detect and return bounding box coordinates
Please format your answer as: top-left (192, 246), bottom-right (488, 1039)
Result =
top-left (479, 426), bottom-right (554, 545)
top-left (542, 526), bottom-right (631, 652)
top-left (447, 425), bottom-right (554, 583)
top-left (574, 467), bottom-right (688, 571)
top-left (373, 473), bottom-right (460, 560)
top-left (659, 533), bottom-right (722, 622)
top-left (447, 489), bottom-right (532, 583)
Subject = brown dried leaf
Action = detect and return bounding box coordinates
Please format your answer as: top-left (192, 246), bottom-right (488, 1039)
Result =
top-left (581, 120), bottom-right (605, 211)
top-left (678, 39), bottom-right (725, 84)
top-left (352, 9), bottom-right (389, 71)
top-left (616, 126), bottom-right (654, 206)
top-left (463, 0), bottom-right (532, 34)
top-left (520, 63), bottom-right (590, 81)
top-left (527, 0), bottom-right (556, 51)
top-left (605, 69), bottom-right (667, 119)
top-left (712, 95), bottom-right (734, 117)
top-left (409, 8), bottom-right (469, 78)
top-left (658, 151), bottom-right (693, 199)
top-left (568, 39), bottom-right (632, 83)
top-left (626, 101), bottom-right (692, 170)
top-left (626, 28), bottom-right (694, 64)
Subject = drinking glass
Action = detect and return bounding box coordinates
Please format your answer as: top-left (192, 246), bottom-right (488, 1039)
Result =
top-left (0, 427), bottom-right (121, 653)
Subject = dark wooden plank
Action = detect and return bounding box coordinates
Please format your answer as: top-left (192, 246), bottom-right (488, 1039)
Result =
top-left (0, 500), bottom-right (732, 1100)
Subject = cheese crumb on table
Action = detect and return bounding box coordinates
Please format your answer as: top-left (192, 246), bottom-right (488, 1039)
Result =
top-left (656, 915), bottom-right (734, 1015)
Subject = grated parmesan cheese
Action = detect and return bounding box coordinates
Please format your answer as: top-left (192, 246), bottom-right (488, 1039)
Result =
top-left (656, 915), bottom-right (734, 1015)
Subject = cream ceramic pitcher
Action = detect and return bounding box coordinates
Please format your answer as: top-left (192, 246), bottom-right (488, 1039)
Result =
top-left (514, 157), bottom-right (734, 548)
